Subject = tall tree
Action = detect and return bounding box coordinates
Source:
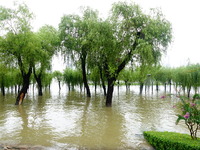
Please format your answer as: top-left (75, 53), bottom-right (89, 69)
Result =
top-left (0, 64), bottom-right (8, 96)
top-left (90, 2), bottom-right (172, 106)
top-left (53, 70), bottom-right (63, 90)
top-left (59, 7), bottom-right (99, 97)
top-left (0, 3), bottom-right (36, 105)
top-left (33, 25), bottom-right (59, 96)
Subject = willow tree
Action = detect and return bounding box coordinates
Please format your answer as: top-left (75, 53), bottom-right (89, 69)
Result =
top-left (172, 64), bottom-right (200, 97)
top-left (90, 2), bottom-right (172, 106)
top-left (89, 67), bottom-right (101, 93)
top-left (118, 69), bottom-right (135, 90)
top-left (33, 25), bottom-right (59, 96)
top-left (63, 68), bottom-right (82, 91)
top-left (59, 7), bottom-right (99, 97)
top-left (53, 70), bottom-right (63, 90)
top-left (0, 3), bottom-right (37, 105)
top-left (189, 64), bottom-right (200, 94)
top-left (0, 64), bottom-right (8, 96)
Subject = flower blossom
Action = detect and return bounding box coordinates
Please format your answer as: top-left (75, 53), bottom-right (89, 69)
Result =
top-left (184, 112), bottom-right (190, 119)
top-left (161, 96), bottom-right (166, 99)
top-left (190, 103), bottom-right (196, 107)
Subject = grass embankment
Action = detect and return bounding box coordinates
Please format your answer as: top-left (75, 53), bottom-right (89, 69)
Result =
top-left (143, 131), bottom-right (200, 150)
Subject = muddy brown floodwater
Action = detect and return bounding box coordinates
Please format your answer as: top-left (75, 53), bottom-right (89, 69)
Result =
top-left (0, 85), bottom-right (189, 149)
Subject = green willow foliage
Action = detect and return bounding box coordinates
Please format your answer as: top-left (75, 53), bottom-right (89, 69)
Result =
top-left (0, 2), bottom-right (172, 106)
top-left (155, 64), bottom-right (200, 96)
top-left (0, 64), bottom-right (22, 95)
top-left (0, 3), bottom-right (58, 100)
top-left (63, 68), bottom-right (83, 91)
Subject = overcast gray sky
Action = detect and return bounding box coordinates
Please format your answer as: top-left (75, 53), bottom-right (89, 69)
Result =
top-left (1, 0), bottom-right (200, 69)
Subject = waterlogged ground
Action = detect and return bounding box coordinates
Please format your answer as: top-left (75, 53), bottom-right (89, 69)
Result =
top-left (0, 85), bottom-right (189, 149)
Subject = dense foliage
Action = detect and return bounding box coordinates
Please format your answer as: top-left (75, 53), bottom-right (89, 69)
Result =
top-left (144, 131), bottom-right (200, 150)
top-left (0, 1), bottom-right (173, 106)
top-left (0, 3), bottom-right (58, 104)
top-left (63, 68), bottom-right (83, 91)
top-left (59, 2), bottom-right (172, 106)
top-left (154, 64), bottom-right (200, 96)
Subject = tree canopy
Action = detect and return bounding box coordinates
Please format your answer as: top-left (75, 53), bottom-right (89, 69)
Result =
top-left (0, 2), bottom-right (172, 107)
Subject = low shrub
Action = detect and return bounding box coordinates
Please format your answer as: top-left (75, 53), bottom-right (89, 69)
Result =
top-left (143, 131), bottom-right (200, 150)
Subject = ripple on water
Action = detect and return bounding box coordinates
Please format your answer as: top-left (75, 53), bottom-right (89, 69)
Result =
top-left (0, 86), bottom-right (190, 149)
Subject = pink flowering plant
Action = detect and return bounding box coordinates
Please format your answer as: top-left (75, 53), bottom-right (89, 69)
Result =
top-left (175, 94), bottom-right (200, 140)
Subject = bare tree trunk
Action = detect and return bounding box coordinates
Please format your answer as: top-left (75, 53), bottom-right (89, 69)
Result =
top-left (156, 80), bottom-right (159, 91)
top-left (169, 81), bottom-right (171, 93)
top-left (37, 79), bottom-right (43, 96)
top-left (1, 84), bottom-right (5, 96)
top-left (81, 54), bottom-right (91, 97)
top-left (187, 86), bottom-right (191, 98)
top-left (164, 83), bottom-right (167, 93)
top-left (99, 66), bottom-right (106, 96)
top-left (58, 81), bottom-right (61, 90)
top-left (33, 67), bottom-right (43, 96)
top-left (94, 82), bottom-right (97, 93)
top-left (139, 82), bottom-right (144, 95)
top-left (15, 67), bottom-right (32, 105)
top-left (106, 77), bottom-right (115, 107)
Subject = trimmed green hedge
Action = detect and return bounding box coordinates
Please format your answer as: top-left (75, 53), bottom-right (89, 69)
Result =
top-left (143, 131), bottom-right (200, 150)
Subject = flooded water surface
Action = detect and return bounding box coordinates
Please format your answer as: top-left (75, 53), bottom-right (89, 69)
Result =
top-left (0, 86), bottom-right (188, 149)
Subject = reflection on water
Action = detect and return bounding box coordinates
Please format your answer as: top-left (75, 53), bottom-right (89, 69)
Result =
top-left (0, 85), bottom-right (188, 149)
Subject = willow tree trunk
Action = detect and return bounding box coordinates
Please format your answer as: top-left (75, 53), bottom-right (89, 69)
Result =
top-left (156, 80), bottom-right (159, 91)
top-left (139, 82), bottom-right (144, 95)
top-left (33, 69), bottom-right (43, 96)
top-left (99, 66), bottom-right (106, 96)
top-left (1, 80), bottom-right (5, 96)
top-left (0, 75), bottom-right (5, 96)
top-left (81, 54), bottom-right (91, 97)
top-left (58, 81), bottom-right (61, 90)
top-left (94, 82), bottom-right (97, 93)
top-left (1, 84), bottom-right (5, 96)
top-left (164, 83), bottom-right (167, 92)
top-left (37, 78), bottom-right (43, 96)
top-left (106, 77), bottom-right (116, 107)
top-left (187, 86), bottom-right (191, 98)
top-left (15, 70), bottom-right (32, 105)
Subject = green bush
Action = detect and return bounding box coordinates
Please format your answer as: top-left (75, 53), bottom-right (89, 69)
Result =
top-left (143, 131), bottom-right (200, 150)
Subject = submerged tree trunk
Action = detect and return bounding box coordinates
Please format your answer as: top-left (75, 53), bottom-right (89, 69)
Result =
top-left (99, 66), bottom-right (106, 96)
top-left (169, 80), bottom-right (172, 93)
top-left (68, 84), bottom-right (71, 91)
top-left (94, 82), bottom-right (97, 93)
top-left (33, 69), bottom-right (43, 96)
top-left (164, 82), bottom-right (167, 93)
top-left (1, 84), bottom-right (5, 96)
top-left (0, 75), bottom-right (5, 96)
top-left (81, 53), bottom-right (91, 97)
top-left (106, 77), bottom-right (116, 107)
top-left (15, 85), bottom-right (17, 94)
top-left (187, 86), bottom-right (191, 98)
top-left (15, 68), bottom-right (32, 105)
top-left (1, 77), bottom-right (5, 96)
top-left (156, 80), bottom-right (159, 91)
top-left (139, 82), bottom-right (144, 95)
top-left (125, 80), bottom-right (128, 91)
top-left (37, 79), bottom-right (43, 96)
top-left (58, 80), bottom-right (61, 90)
